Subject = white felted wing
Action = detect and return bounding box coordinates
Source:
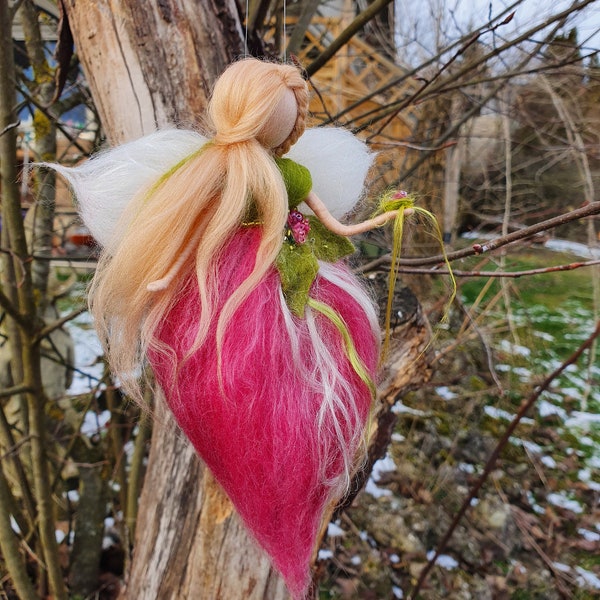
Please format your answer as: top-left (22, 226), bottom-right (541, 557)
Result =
top-left (50, 129), bottom-right (207, 253)
top-left (286, 127), bottom-right (374, 219)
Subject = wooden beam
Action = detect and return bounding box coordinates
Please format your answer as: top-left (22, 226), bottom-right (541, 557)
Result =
top-left (305, 0), bottom-right (395, 77)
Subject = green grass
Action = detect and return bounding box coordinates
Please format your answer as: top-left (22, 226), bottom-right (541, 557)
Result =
top-left (458, 248), bottom-right (595, 309)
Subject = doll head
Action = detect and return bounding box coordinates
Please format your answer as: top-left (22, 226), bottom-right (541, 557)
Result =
top-left (88, 59), bottom-right (311, 402)
top-left (208, 58), bottom-right (308, 155)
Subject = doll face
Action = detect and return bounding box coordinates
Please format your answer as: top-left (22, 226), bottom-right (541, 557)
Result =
top-left (257, 89), bottom-right (298, 150)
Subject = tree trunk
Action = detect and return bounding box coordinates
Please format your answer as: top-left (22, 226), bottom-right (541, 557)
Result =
top-left (442, 94), bottom-right (464, 247)
top-left (62, 1), bottom-right (291, 597)
top-left (63, 0), bottom-right (243, 143)
top-left (63, 3), bottom-right (432, 598)
top-left (124, 405), bottom-right (290, 599)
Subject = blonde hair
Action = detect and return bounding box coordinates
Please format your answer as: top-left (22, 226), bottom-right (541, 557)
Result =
top-left (90, 58), bottom-right (309, 398)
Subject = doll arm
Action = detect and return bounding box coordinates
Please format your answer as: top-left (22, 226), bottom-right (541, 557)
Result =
top-left (146, 225), bottom-right (205, 292)
top-left (304, 191), bottom-right (406, 237)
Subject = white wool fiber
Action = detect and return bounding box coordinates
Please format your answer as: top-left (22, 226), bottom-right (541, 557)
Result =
top-left (48, 129), bottom-right (206, 253)
top-left (286, 127), bottom-right (374, 219)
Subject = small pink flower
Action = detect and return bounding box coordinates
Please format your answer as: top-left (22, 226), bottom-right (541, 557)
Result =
top-left (287, 210), bottom-right (310, 244)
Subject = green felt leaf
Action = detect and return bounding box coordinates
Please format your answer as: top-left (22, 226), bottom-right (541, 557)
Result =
top-left (307, 217), bottom-right (355, 262)
top-left (276, 241), bottom-right (319, 317)
top-left (276, 219), bottom-right (355, 317)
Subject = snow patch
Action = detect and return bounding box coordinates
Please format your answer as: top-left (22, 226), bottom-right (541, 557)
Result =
top-left (81, 410), bottom-right (111, 437)
top-left (391, 402), bottom-right (428, 416)
top-left (565, 411), bottom-right (600, 429)
top-left (578, 468), bottom-right (600, 492)
top-left (365, 478), bottom-right (393, 498)
top-left (365, 454), bottom-right (397, 497)
top-left (578, 528), bottom-right (600, 542)
top-left (426, 551), bottom-right (459, 569)
top-left (10, 516), bottom-right (20, 533)
top-left (526, 491), bottom-right (545, 515)
top-left (66, 318), bottom-right (104, 395)
top-left (66, 489), bottom-right (80, 503)
top-left (327, 522), bottom-right (345, 537)
top-left (498, 339), bottom-right (531, 357)
top-left (435, 386), bottom-right (457, 400)
top-left (540, 455), bottom-right (557, 469)
top-left (538, 400), bottom-right (567, 419)
top-left (576, 566), bottom-right (600, 590)
top-left (544, 238), bottom-right (600, 259)
top-left (547, 492), bottom-right (583, 514)
top-left (459, 463), bottom-right (476, 474)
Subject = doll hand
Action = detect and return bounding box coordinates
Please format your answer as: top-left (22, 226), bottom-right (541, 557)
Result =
top-left (380, 207), bottom-right (414, 222)
top-left (378, 210), bottom-right (399, 224)
top-left (147, 278), bottom-right (169, 292)
top-left (376, 190), bottom-right (415, 221)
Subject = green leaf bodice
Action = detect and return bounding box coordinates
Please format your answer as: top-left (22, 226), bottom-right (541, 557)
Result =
top-left (274, 158), bottom-right (355, 317)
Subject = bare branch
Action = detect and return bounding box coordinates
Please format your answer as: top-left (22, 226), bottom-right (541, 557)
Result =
top-left (0, 384), bottom-right (35, 400)
top-left (0, 287), bottom-right (27, 328)
top-left (408, 319), bottom-right (600, 599)
top-left (323, 0), bottom-right (524, 125)
top-left (0, 464), bottom-right (37, 599)
top-left (0, 247), bottom-right (28, 288)
top-left (347, 0), bottom-right (595, 138)
top-left (16, 84), bottom-right (89, 155)
top-left (358, 201), bottom-right (600, 271)
top-left (32, 306), bottom-right (87, 345)
top-left (305, 0), bottom-right (396, 77)
top-left (393, 259), bottom-right (600, 278)
top-left (286, 0), bottom-right (321, 56)
top-left (0, 120), bottom-right (19, 136)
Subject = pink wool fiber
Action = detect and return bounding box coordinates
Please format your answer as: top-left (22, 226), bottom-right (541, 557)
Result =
top-left (149, 228), bottom-right (378, 598)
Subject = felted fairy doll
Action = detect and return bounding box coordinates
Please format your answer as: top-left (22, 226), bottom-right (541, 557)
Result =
top-left (53, 58), bottom-right (402, 599)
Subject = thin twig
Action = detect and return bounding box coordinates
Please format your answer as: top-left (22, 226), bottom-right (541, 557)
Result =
top-left (0, 120), bottom-right (19, 137)
top-left (511, 505), bottom-right (575, 597)
top-left (408, 319), bottom-right (600, 599)
top-left (454, 295), bottom-right (504, 391)
top-left (393, 259), bottom-right (600, 278)
top-left (367, 10), bottom-right (515, 141)
top-left (323, 1), bottom-right (523, 125)
top-left (0, 247), bottom-right (29, 288)
top-left (305, 0), bottom-right (396, 77)
top-left (0, 287), bottom-right (27, 328)
top-left (358, 201), bottom-right (600, 271)
top-left (33, 306), bottom-right (87, 344)
top-left (354, 0), bottom-right (593, 136)
top-left (0, 385), bottom-right (35, 400)
top-left (0, 435), bottom-right (33, 461)
top-left (16, 83), bottom-right (89, 156)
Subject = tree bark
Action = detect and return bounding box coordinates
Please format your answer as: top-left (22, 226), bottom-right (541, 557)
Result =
top-left (63, 3), bottom-right (432, 598)
top-left (124, 407), bottom-right (290, 599)
top-left (63, 0), bottom-right (243, 144)
top-left (62, 2), bottom-right (291, 597)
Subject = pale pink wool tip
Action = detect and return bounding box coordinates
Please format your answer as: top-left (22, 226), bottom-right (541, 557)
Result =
top-left (150, 230), bottom-right (378, 598)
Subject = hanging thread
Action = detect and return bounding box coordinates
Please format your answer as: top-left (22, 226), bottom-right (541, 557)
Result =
top-left (282, 0), bottom-right (287, 61)
top-left (244, 0), bottom-right (249, 56)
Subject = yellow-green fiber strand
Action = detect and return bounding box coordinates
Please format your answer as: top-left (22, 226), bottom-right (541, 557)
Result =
top-left (374, 191), bottom-right (457, 355)
top-left (144, 143), bottom-right (208, 201)
top-left (307, 297), bottom-right (377, 399)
